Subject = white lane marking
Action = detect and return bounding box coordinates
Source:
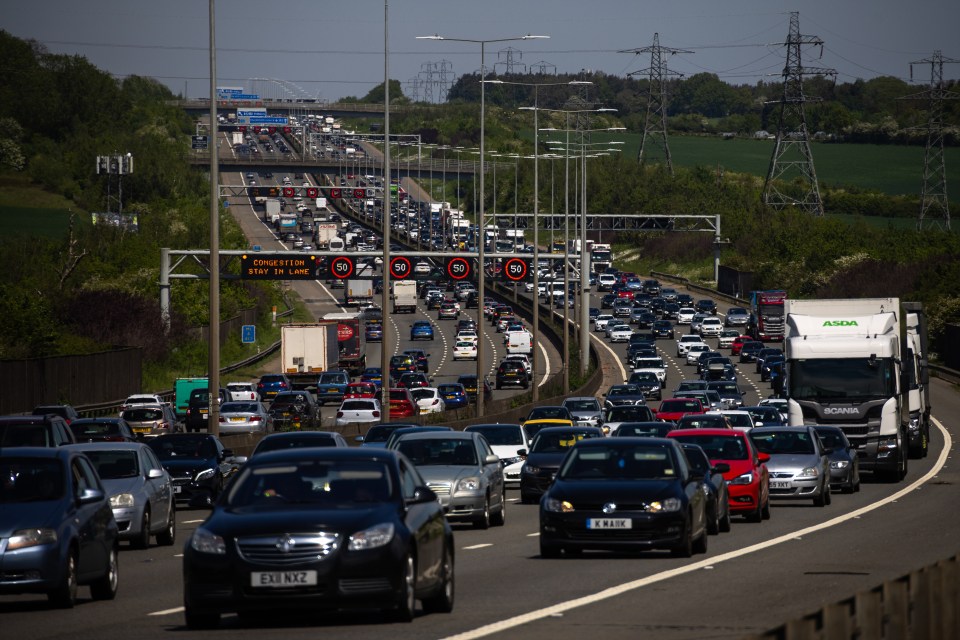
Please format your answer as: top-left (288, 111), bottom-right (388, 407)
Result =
top-left (537, 340), bottom-right (551, 387)
top-left (173, 553), bottom-right (184, 558)
top-left (310, 278), bottom-right (339, 304)
top-left (439, 417), bottom-right (953, 640)
top-left (526, 532), bottom-right (540, 537)
top-left (463, 543), bottom-right (494, 550)
top-left (148, 606), bottom-right (185, 617)
top-left (589, 332), bottom-right (627, 383)
top-left (182, 519), bottom-right (205, 524)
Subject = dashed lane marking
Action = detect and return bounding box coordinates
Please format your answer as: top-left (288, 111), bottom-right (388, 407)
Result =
top-left (463, 543), bottom-right (494, 550)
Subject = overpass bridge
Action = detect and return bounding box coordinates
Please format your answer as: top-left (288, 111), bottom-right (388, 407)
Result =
top-left (186, 150), bottom-right (481, 177)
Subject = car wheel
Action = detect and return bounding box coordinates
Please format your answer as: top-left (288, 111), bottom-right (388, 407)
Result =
top-left (813, 487), bottom-right (827, 507)
top-left (491, 494), bottom-right (506, 527)
top-left (670, 520), bottom-right (694, 558)
top-left (746, 499), bottom-right (762, 523)
top-left (473, 496), bottom-right (491, 530)
top-left (761, 497), bottom-right (771, 520)
top-left (421, 545), bottom-right (454, 614)
top-left (90, 545), bottom-right (119, 601)
top-left (540, 540), bottom-right (562, 559)
top-left (719, 503), bottom-right (732, 533)
top-left (706, 503), bottom-right (720, 536)
top-left (156, 506), bottom-right (176, 546)
top-left (392, 553), bottom-right (417, 622)
top-left (824, 484), bottom-right (832, 505)
top-left (133, 508), bottom-right (151, 549)
top-left (184, 604), bottom-right (220, 629)
top-left (48, 548), bottom-right (78, 608)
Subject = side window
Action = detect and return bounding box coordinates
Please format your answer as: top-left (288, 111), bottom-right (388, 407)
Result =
top-left (72, 459), bottom-right (98, 496)
top-left (144, 447), bottom-right (162, 472)
top-left (399, 461), bottom-right (419, 500)
top-left (55, 422), bottom-right (71, 446)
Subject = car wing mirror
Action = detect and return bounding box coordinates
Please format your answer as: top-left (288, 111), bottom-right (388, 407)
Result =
top-left (485, 454), bottom-right (500, 465)
top-left (757, 452), bottom-right (771, 463)
top-left (517, 448), bottom-right (528, 457)
top-left (147, 468), bottom-right (165, 479)
top-left (78, 488), bottom-right (105, 505)
top-left (410, 486), bottom-right (438, 505)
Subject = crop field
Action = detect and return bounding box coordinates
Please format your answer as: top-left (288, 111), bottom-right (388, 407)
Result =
top-left (592, 132), bottom-right (960, 200)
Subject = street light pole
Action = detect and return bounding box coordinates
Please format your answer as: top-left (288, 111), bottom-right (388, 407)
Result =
top-left (208, 0), bottom-right (220, 435)
top-left (380, 0), bottom-right (392, 420)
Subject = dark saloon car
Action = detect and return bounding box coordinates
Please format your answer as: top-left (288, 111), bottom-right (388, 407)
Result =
top-left (147, 434), bottom-right (242, 506)
top-left (31, 404), bottom-right (81, 425)
top-left (611, 422), bottom-right (674, 438)
top-left (268, 391), bottom-right (320, 430)
top-left (0, 447), bottom-right (119, 607)
top-left (538, 438), bottom-right (709, 558)
top-left (519, 427), bottom-right (604, 504)
top-left (182, 448), bottom-right (455, 628)
top-left (814, 426), bottom-right (861, 493)
top-left (251, 431), bottom-right (349, 457)
top-left (69, 418), bottom-right (139, 443)
top-left (0, 415), bottom-right (76, 447)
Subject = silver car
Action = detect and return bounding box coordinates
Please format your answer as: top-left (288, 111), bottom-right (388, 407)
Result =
top-left (561, 397), bottom-right (604, 429)
top-left (66, 442), bottom-right (176, 548)
top-left (391, 431), bottom-right (506, 529)
top-left (218, 401), bottom-right (272, 435)
top-left (749, 426), bottom-right (832, 507)
top-left (120, 403), bottom-right (180, 438)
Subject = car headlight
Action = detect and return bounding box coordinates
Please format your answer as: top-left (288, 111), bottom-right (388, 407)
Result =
top-left (543, 498), bottom-right (574, 513)
top-left (522, 465), bottom-right (540, 475)
top-left (348, 522), bottom-right (394, 551)
top-left (500, 456), bottom-right (523, 466)
top-left (195, 468), bottom-right (215, 482)
top-left (830, 461), bottom-right (850, 470)
top-left (797, 466), bottom-right (820, 478)
top-left (729, 471), bottom-right (754, 485)
top-left (644, 498), bottom-right (681, 513)
top-left (110, 493), bottom-right (135, 508)
top-left (455, 477), bottom-right (481, 494)
top-left (190, 527), bottom-right (226, 555)
top-left (7, 528), bottom-right (57, 551)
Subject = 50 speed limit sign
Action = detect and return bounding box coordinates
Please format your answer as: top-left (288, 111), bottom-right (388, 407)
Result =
top-left (445, 257), bottom-right (472, 281)
top-left (329, 256), bottom-right (355, 280)
top-left (389, 256), bottom-right (412, 279)
top-left (502, 257), bottom-right (530, 282)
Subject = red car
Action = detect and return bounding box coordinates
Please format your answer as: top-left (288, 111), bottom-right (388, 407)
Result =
top-left (655, 398), bottom-right (705, 422)
top-left (388, 388), bottom-right (417, 419)
top-left (344, 382), bottom-right (377, 400)
top-left (668, 428), bottom-right (771, 522)
top-left (730, 335), bottom-right (753, 356)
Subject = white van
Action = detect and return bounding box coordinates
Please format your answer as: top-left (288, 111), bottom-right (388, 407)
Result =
top-left (506, 331), bottom-right (532, 355)
top-left (328, 237), bottom-right (345, 252)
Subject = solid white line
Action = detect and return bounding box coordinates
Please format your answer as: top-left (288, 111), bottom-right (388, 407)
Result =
top-left (537, 340), bottom-right (551, 387)
top-left (148, 606), bottom-right (184, 617)
top-left (589, 332), bottom-right (627, 383)
top-left (439, 417), bottom-right (952, 640)
top-left (463, 543), bottom-right (494, 550)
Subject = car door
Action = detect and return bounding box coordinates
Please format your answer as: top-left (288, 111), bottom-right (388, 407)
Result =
top-left (141, 447), bottom-right (171, 532)
top-left (71, 456), bottom-right (110, 580)
top-left (477, 437), bottom-right (504, 508)
top-left (399, 459), bottom-right (442, 591)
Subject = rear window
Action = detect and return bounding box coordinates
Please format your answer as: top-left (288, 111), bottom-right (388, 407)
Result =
top-left (70, 422), bottom-right (121, 438)
top-left (341, 400), bottom-right (376, 411)
top-left (122, 408), bottom-right (164, 421)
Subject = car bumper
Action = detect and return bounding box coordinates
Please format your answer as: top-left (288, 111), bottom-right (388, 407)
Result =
top-left (726, 482), bottom-right (762, 513)
top-left (0, 543), bottom-right (69, 594)
top-left (540, 511), bottom-right (687, 551)
top-left (767, 477), bottom-right (822, 499)
top-left (170, 477), bottom-right (218, 503)
top-left (112, 505), bottom-right (147, 539)
top-left (520, 471), bottom-right (556, 499)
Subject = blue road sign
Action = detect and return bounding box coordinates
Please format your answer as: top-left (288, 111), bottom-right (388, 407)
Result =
top-left (241, 325), bottom-right (256, 344)
top-left (232, 94), bottom-right (260, 100)
top-left (247, 117), bottom-right (288, 125)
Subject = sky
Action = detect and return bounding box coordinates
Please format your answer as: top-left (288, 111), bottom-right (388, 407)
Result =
top-left (4, 0), bottom-right (958, 103)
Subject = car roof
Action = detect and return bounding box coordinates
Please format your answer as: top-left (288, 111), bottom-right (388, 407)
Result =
top-left (395, 430), bottom-right (467, 442)
top-left (65, 442), bottom-right (149, 452)
top-left (250, 447), bottom-right (399, 466)
top-left (575, 436), bottom-right (676, 448)
top-left (466, 423), bottom-right (522, 430)
top-left (667, 428), bottom-right (747, 438)
top-left (534, 426), bottom-right (603, 436)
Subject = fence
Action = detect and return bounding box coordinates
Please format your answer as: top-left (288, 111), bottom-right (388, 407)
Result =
top-left (747, 553), bottom-right (960, 640)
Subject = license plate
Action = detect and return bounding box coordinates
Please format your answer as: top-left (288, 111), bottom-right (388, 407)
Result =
top-left (587, 518), bottom-right (631, 530)
top-left (133, 428), bottom-right (150, 434)
top-left (173, 486), bottom-right (182, 494)
top-left (326, 388), bottom-right (337, 393)
top-left (229, 417), bottom-right (244, 422)
top-left (770, 481), bottom-right (791, 489)
top-left (251, 570), bottom-right (318, 588)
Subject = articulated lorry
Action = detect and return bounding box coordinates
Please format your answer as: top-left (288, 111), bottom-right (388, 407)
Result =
top-left (784, 298), bottom-right (917, 481)
top-left (392, 280), bottom-right (418, 314)
top-left (280, 324), bottom-right (339, 390)
top-left (321, 312), bottom-right (366, 376)
top-left (749, 290), bottom-right (787, 341)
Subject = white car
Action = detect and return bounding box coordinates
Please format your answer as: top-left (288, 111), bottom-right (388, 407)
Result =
top-left (120, 394), bottom-right (166, 411)
top-left (677, 334), bottom-right (707, 356)
top-left (685, 344), bottom-right (712, 365)
top-left (718, 329), bottom-right (742, 348)
top-left (456, 330), bottom-right (478, 344)
top-left (605, 322), bottom-right (630, 340)
top-left (698, 317), bottom-right (724, 337)
top-left (594, 314), bottom-right (615, 331)
top-left (759, 397), bottom-right (790, 422)
top-left (410, 387), bottom-right (446, 414)
top-left (225, 382), bottom-right (259, 402)
top-left (677, 307), bottom-right (697, 324)
top-left (609, 325), bottom-right (634, 343)
top-left (720, 410), bottom-right (756, 432)
top-left (414, 261), bottom-right (432, 274)
top-left (453, 341), bottom-right (478, 360)
top-left (464, 424), bottom-right (530, 486)
top-left (632, 356), bottom-right (667, 383)
top-left (334, 398), bottom-right (381, 427)
top-left (597, 273), bottom-right (617, 290)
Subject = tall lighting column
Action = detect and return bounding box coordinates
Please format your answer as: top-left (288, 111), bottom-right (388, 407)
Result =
top-left (417, 33), bottom-right (549, 416)
top-left (207, 0), bottom-right (220, 435)
top-left (380, 0), bottom-right (392, 421)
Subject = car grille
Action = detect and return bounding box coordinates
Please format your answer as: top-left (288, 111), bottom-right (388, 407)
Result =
top-left (339, 577), bottom-right (392, 595)
top-left (236, 533), bottom-right (340, 565)
top-left (427, 482), bottom-right (451, 496)
top-left (769, 472), bottom-right (794, 479)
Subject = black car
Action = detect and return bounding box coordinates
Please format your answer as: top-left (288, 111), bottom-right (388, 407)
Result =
top-left (402, 349), bottom-right (430, 374)
top-left (496, 361), bottom-right (529, 390)
top-left (69, 418), bottom-right (139, 443)
top-left (185, 388), bottom-right (228, 433)
top-left (182, 448), bottom-right (454, 627)
top-left (738, 341), bottom-right (765, 363)
top-left (31, 404), bottom-right (81, 425)
top-left (626, 371), bottom-right (663, 400)
top-left (600, 293), bottom-right (618, 309)
top-left (610, 422), bottom-right (673, 438)
top-left (663, 303), bottom-right (681, 320)
top-left (251, 431), bottom-right (348, 456)
top-left (0, 414), bottom-right (76, 447)
top-left (457, 375), bottom-right (493, 403)
top-left (538, 438), bottom-right (709, 557)
top-left (754, 347), bottom-right (784, 373)
top-left (760, 354), bottom-right (785, 381)
top-left (520, 427), bottom-right (604, 504)
top-left (814, 426), bottom-right (861, 493)
top-left (679, 443), bottom-right (731, 535)
top-left (268, 391), bottom-right (320, 430)
top-left (676, 293), bottom-right (694, 307)
top-left (695, 299), bottom-right (718, 315)
top-left (651, 319), bottom-right (674, 339)
top-left (148, 433), bottom-right (240, 506)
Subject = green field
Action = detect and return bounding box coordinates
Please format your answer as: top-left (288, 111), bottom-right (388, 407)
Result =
top-left (588, 131), bottom-right (960, 200)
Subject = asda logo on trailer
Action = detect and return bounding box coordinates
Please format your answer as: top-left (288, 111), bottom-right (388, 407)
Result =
top-left (822, 320), bottom-right (859, 327)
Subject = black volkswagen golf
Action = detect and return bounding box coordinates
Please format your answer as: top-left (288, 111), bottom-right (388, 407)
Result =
top-left (182, 448), bottom-right (455, 628)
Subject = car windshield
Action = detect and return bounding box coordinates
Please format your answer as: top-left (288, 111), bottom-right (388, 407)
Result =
top-left (221, 403), bottom-right (258, 413)
top-left (661, 400), bottom-right (701, 412)
top-left (226, 460), bottom-right (392, 506)
top-left (608, 386), bottom-right (638, 397)
top-left (752, 431), bottom-right (816, 455)
top-left (319, 373), bottom-right (346, 384)
top-left (71, 422), bottom-right (121, 438)
top-left (530, 431), bottom-right (599, 453)
top-left (437, 384), bottom-right (463, 395)
top-left (564, 400), bottom-right (599, 411)
top-left (607, 406), bottom-right (652, 422)
top-left (82, 450), bottom-right (140, 479)
top-left (255, 435), bottom-right (337, 453)
top-left (528, 407), bottom-right (569, 420)
top-left (397, 438), bottom-right (476, 466)
top-left (678, 416), bottom-right (727, 429)
top-left (341, 400), bottom-right (376, 410)
top-left (613, 423), bottom-right (670, 437)
top-left (273, 394), bottom-right (310, 405)
top-left (150, 437), bottom-right (216, 460)
top-left (466, 426), bottom-right (523, 446)
top-left (0, 458), bottom-right (64, 502)
top-left (724, 414), bottom-right (753, 428)
top-left (815, 429), bottom-right (846, 450)
top-left (672, 434), bottom-right (748, 460)
top-left (122, 408), bottom-right (164, 421)
top-left (409, 389), bottom-right (433, 401)
top-left (789, 357), bottom-right (896, 402)
top-left (559, 444), bottom-right (677, 480)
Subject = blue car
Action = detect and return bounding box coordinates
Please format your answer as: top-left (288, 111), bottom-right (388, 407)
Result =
top-left (360, 367), bottom-right (383, 388)
top-left (410, 320), bottom-right (435, 341)
top-left (365, 322), bottom-right (383, 342)
top-left (436, 382), bottom-right (468, 409)
top-left (315, 371), bottom-right (350, 406)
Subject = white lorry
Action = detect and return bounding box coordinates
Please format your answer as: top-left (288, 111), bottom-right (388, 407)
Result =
top-left (344, 279), bottom-right (373, 307)
top-left (264, 199), bottom-right (282, 224)
top-left (314, 223), bottom-right (338, 250)
top-left (280, 323), bottom-right (339, 390)
top-left (392, 280), bottom-right (418, 314)
top-left (784, 298), bottom-right (910, 481)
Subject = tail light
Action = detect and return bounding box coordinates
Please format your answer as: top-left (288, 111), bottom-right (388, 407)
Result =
top-left (373, 411), bottom-right (380, 418)
top-left (337, 411), bottom-right (344, 418)
top-left (249, 415), bottom-right (261, 422)
top-left (218, 416), bottom-right (226, 423)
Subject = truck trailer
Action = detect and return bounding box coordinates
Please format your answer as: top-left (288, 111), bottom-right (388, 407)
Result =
top-left (344, 279), bottom-right (374, 307)
top-left (784, 298), bottom-right (910, 481)
top-left (280, 324), bottom-right (339, 390)
top-left (321, 312), bottom-right (366, 376)
top-left (392, 280), bottom-right (418, 314)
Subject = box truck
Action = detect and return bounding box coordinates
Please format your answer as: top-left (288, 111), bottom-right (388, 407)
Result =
top-left (393, 280), bottom-right (418, 314)
top-left (344, 279), bottom-right (373, 307)
top-left (280, 323), bottom-right (339, 390)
